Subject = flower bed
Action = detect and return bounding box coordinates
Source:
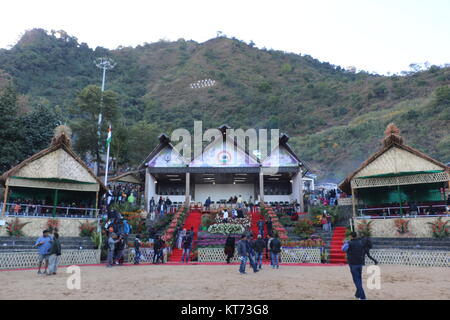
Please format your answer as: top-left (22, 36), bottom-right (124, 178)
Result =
top-left (213, 215), bottom-right (251, 228)
top-left (207, 223), bottom-right (245, 235)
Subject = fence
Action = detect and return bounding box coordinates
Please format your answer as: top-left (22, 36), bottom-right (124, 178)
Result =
top-left (0, 249), bottom-right (101, 270)
top-left (1, 202), bottom-right (99, 218)
top-left (365, 249), bottom-right (450, 268)
top-left (127, 248), bottom-right (169, 263)
top-left (198, 247), bottom-right (322, 264)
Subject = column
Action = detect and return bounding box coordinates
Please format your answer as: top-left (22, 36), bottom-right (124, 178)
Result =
top-left (259, 169), bottom-right (264, 204)
top-left (351, 187), bottom-right (357, 217)
top-left (185, 172), bottom-right (191, 206)
top-left (145, 169), bottom-right (156, 212)
top-left (298, 169), bottom-right (305, 213)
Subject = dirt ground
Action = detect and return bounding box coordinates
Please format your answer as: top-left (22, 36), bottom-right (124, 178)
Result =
top-left (0, 264), bottom-right (449, 300)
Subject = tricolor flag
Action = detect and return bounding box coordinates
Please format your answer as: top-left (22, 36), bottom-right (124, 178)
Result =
top-left (106, 125), bottom-right (112, 146)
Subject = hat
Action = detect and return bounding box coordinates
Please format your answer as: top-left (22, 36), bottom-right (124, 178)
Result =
top-left (43, 230), bottom-right (49, 234)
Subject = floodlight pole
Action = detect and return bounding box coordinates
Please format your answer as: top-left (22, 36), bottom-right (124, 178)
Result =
top-left (94, 57), bottom-right (116, 176)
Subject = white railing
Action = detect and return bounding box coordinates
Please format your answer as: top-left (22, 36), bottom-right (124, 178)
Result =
top-left (1, 202), bottom-right (99, 218)
top-left (0, 249), bottom-right (101, 270)
top-left (197, 247), bottom-right (321, 263)
top-left (365, 249), bottom-right (450, 268)
top-left (356, 205), bottom-right (449, 219)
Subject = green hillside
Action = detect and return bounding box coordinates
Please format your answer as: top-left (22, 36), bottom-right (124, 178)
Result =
top-left (0, 28), bottom-right (449, 182)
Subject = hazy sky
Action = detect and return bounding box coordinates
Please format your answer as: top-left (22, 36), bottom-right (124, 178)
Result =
top-left (2, 0), bottom-right (450, 74)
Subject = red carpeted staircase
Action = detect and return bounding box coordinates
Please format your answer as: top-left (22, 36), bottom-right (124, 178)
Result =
top-left (169, 209), bottom-right (202, 262)
top-left (329, 227), bottom-right (347, 264)
top-left (250, 209), bottom-right (271, 262)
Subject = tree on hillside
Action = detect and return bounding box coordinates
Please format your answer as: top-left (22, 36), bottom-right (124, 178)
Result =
top-left (127, 121), bottom-right (160, 167)
top-left (0, 86), bottom-right (21, 172)
top-left (70, 85), bottom-right (119, 173)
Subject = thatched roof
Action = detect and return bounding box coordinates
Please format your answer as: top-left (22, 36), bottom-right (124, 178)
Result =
top-left (339, 124), bottom-right (449, 194)
top-left (108, 171), bottom-right (143, 184)
top-left (0, 132), bottom-right (107, 194)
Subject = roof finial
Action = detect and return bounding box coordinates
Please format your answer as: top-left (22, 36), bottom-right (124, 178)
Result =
top-left (51, 125), bottom-right (72, 147)
top-left (383, 123), bottom-right (403, 147)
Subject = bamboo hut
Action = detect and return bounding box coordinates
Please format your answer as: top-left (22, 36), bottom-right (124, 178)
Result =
top-left (1, 132), bottom-right (107, 217)
top-left (339, 124), bottom-right (450, 217)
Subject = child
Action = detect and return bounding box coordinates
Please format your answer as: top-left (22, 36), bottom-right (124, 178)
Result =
top-left (134, 235), bottom-right (142, 265)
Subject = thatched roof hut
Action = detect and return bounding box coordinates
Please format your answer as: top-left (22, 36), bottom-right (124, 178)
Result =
top-left (1, 132), bottom-right (107, 215)
top-left (339, 124), bottom-right (449, 215)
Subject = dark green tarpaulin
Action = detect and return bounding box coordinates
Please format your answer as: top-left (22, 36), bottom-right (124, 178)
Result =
top-left (11, 176), bottom-right (96, 184)
top-left (358, 183), bottom-right (444, 205)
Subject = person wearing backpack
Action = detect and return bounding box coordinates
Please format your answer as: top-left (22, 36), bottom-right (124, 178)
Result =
top-left (360, 235), bottom-right (378, 265)
top-left (269, 233), bottom-right (282, 269)
top-left (181, 233), bottom-right (192, 263)
top-left (342, 232), bottom-right (367, 300)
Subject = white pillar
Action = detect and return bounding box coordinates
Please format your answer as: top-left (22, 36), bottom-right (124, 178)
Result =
top-left (292, 171), bottom-right (305, 212)
top-left (145, 169), bottom-right (156, 212)
top-left (185, 172), bottom-right (190, 206)
top-left (259, 169), bottom-right (264, 204)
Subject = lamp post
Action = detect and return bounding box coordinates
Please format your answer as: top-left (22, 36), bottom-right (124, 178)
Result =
top-left (94, 57), bottom-right (116, 175)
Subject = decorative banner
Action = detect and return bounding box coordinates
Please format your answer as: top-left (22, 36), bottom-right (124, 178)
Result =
top-left (262, 146), bottom-right (299, 167)
top-left (190, 140), bottom-right (259, 168)
top-left (147, 147), bottom-right (186, 168)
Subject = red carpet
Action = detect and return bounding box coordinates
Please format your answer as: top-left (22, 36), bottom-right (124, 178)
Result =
top-left (250, 209), bottom-right (267, 239)
top-left (169, 209), bottom-right (202, 262)
top-left (329, 227), bottom-right (347, 264)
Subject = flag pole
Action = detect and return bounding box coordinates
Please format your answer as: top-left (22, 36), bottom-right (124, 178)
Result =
top-left (104, 125), bottom-right (112, 186)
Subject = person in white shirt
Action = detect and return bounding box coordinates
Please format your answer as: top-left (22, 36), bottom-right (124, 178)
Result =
top-left (222, 209), bottom-right (229, 223)
top-left (237, 195), bottom-right (244, 209)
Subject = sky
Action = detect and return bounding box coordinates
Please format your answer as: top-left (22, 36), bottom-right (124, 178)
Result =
top-left (1, 0), bottom-right (450, 74)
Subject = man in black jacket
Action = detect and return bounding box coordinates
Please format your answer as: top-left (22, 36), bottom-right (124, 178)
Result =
top-left (237, 234), bottom-right (249, 274)
top-left (342, 232), bottom-right (366, 300)
top-left (254, 235), bottom-right (266, 270)
top-left (269, 234), bottom-right (281, 269)
top-left (361, 235), bottom-right (378, 265)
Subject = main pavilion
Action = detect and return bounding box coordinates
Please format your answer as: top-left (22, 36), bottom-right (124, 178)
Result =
top-left (139, 125), bottom-right (310, 211)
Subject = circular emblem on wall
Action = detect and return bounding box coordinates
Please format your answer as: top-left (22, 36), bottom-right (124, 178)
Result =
top-left (217, 150), bottom-right (232, 165)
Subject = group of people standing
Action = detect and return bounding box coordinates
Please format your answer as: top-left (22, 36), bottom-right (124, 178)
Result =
top-left (149, 196), bottom-right (173, 219)
top-left (174, 227), bottom-right (195, 263)
top-left (223, 231), bottom-right (281, 273)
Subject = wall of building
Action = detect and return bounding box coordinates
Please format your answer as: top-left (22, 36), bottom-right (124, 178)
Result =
top-left (0, 216), bottom-right (99, 237)
top-left (194, 184), bottom-right (254, 203)
top-left (353, 216), bottom-right (450, 238)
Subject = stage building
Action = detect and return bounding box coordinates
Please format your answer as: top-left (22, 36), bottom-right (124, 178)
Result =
top-left (139, 126), bottom-right (310, 211)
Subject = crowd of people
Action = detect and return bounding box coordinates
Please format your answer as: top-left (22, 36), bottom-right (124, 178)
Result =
top-left (105, 183), bottom-right (143, 207)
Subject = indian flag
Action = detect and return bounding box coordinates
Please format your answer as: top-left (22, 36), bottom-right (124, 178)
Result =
top-left (106, 125), bottom-right (112, 146)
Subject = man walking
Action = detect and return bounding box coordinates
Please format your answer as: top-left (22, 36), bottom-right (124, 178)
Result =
top-left (181, 232), bottom-right (192, 263)
top-left (342, 232), bottom-right (367, 300)
top-left (257, 218), bottom-right (265, 237)
top-left (361, 235), bottom-right (378, 265)
top-left (237, 234), bottom-right (248, 274)
top-left (107, 233), bottom-right (119, 267)
top-left (254, 234), bottom-right (265, 270)
top-left (34, 230), bottom-right (52, 275)
top-left (247, 238), bottom-right (259, 273)
top-left (269, 233), bottom-right (281, 269)
top-left (47, 232), bottom-right (61, 275)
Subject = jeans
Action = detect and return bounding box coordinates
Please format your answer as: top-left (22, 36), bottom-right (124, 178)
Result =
top-left (349, 265), bottom-right (366, 300)
top-left (134, 249), bottom-right (141, 264)
top-left (107, 250), bottom-right (114, 266)
top-left (248, 254), bottom-right (258, 272)
top-left (258, 227), bottom-right (264, 237)
top-left (48, 254), bottom-right (59, 274)
top-left (256, 252), bottom-right (263, 269)
top-left (271, 252), bottom-right (279, 268)
top-left (152, 249), bottom-right (159, 263)
top-left (239, 256), bottom-right (247, 273)
top-left (182, 248), bottom-right (190, 262)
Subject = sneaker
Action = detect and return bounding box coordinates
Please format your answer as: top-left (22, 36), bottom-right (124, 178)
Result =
top-left (254, 270), bottom-right (259, 273)
top-left (37, 270), bottom-right (42, 274)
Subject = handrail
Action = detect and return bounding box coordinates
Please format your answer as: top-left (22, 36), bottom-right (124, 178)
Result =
top-left (1, 202), bottom-right (99, 218)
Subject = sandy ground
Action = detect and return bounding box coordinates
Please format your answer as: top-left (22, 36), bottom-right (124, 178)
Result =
top-left (0, 263), bottom-right (449, 300)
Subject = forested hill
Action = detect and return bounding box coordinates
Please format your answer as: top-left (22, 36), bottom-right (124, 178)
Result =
top-left (0, 28), bottom-right (449, 182)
